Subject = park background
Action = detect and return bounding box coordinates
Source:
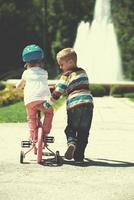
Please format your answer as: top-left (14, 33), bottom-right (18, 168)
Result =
top-left (0, 0), bottom-right (134, 122)
top-left (0, 2), bottom-right (134, 199)
top-left (0, 0), bottom-right (134, 81)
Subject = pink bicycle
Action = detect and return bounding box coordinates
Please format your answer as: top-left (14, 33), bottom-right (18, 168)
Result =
top-left (20, 111), bottom-right (63, 165)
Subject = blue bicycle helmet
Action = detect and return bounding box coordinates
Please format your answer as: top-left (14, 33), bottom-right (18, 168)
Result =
top-left (22, 44), bottom-right (44, 62)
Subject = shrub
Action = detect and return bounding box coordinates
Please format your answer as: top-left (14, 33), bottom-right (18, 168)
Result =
top-left (89, 84), bottom-right (106, 97)
top-left (0, 81), bottom-right (6, 91)
top-left (124, 92), bottom-right (134, 98)
top-left (0, 89), bottom-right (23, 107)
top-left (110, 84), bottom-right (134, 97)
top-left (110, 85), bottom-right (124, 97)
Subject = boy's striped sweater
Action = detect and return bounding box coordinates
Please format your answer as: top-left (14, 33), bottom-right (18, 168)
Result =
top-left (52, 67), bottom-right (93, 109)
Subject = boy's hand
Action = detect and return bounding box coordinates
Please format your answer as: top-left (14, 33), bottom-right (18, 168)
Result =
top-left (43, 100), bottom-right (52, 109)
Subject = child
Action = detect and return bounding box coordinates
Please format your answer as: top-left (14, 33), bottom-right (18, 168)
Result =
top-left (16, 44), bottom-right (53, 142)
top-left (44, 48), bottom-right (94, 163)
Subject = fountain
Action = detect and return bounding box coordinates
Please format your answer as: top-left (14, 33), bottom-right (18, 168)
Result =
top-left (74, 0), bottom-right (123, 83)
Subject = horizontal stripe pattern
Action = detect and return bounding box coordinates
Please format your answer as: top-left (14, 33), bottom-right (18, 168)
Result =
top-left (52, 77), bottom-right (68, 98)
top-left (67, 92), bottom-right (93, 108)
top-left (52, 67), bottom-right (93, 109)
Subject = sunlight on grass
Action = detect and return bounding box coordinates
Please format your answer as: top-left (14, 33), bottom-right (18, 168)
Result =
top-left (0, 101), bottom-right (26, 122)
top-left (0, 96), bottom-right (66, 123)
top-left (129, 98), bottom-right (134, 102)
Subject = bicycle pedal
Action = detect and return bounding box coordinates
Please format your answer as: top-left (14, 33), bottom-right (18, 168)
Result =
top-left (21, 140), bottom-right (31, 148)
top-left (45, 136), bottom-right (55, 143)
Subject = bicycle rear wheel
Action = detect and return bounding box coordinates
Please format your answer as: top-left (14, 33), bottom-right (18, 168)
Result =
top-left (37, 128), bottom-right (43, 163)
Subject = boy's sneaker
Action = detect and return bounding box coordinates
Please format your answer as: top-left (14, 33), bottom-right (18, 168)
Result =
top-left (64, 144), bottom-right (76, 160)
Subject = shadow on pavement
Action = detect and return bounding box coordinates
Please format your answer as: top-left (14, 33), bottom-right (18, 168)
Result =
top-left (62, 158), bottom-right (134, 167)
top-left (21, 157), bottom-right (134, 168)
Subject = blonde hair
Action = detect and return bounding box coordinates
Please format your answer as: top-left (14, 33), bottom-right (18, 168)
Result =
top-left (25, 60), bottom-right (43, 68)
top-left (56, 48), bottom-right (77, 64)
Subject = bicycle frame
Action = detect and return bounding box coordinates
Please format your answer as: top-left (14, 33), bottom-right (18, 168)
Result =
top-left (20, 111), bottom-right (57, 164)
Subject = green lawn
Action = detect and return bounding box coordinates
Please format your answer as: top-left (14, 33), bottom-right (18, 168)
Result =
top-left (0, 101), bottom-right (26, 122)
top-left (130, 98), bottom-right (134, 102)
top-left (0, 96), bottom-right (133, 123)
top-left (0, 96), bottom-right (65, 123)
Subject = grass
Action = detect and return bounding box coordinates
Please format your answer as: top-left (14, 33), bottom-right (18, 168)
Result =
top-left (0, 96), bottom-right (66, 123)
top-left (0, 101), bottom-right (26, 122)
top-left (0, 95), bottom-right (133, 122)
top-left (129, 98), bottom-right (134, 102)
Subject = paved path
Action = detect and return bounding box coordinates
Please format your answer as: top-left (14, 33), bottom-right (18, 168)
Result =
top-left (0, 97), bottom-right (134, 200)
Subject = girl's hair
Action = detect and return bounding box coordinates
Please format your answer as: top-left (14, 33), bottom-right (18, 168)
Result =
top-left (56, 48), bottom-right (77, 64)
top-left (25, 60), bottom-right (43, 68)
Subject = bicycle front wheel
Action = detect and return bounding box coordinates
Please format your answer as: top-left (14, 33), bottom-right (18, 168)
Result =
top-left (37, 128), bottom-right (43, 163)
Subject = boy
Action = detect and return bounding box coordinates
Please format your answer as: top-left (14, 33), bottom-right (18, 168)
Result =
top-left (16, 44), bottom-right (53, 142)
top-left (44, 48), bottom-right (93, 163)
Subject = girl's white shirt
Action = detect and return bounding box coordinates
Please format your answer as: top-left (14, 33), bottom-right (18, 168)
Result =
top-left (22, 66), bottom-right (51, 105)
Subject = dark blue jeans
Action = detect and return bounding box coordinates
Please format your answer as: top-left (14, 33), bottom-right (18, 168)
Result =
top-left (65, 103), bottom-right (93, 161)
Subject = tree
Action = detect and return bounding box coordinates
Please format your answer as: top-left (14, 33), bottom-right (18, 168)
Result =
top-left (0, 0), bottom-right (134, 80)
top-left (0, 0), bottom-right (42, 78)
top-left (112, 0), bottom-right (134, 80)
top-left (45, 0), bottom-right (94, 76)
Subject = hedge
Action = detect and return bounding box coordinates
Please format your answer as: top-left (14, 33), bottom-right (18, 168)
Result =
top-left (0, 82), bottom-right (134, 107)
